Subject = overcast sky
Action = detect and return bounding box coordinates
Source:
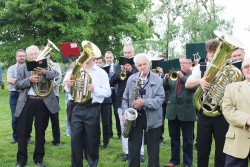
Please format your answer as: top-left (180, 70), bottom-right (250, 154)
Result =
top-left (216, 0), bottom-right (250, 54)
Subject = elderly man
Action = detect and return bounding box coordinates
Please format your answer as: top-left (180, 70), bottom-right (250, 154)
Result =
top-left (15, 45), bottom-right (59, 167)
top-left (222, 56), bottom-right (250, 167)
top-left (122, 53), bottom-right (165, 167)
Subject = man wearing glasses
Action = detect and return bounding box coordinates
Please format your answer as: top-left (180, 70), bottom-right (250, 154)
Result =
top-left (222, 56), bottom-right (250, 167)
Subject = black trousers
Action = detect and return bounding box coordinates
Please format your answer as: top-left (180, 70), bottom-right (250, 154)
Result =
top-left (110, 89), bottom-right (121, 138)
top-left (168, 119), bottom-right (194, 166)
top-left (225, 153), bottom-right (250, 167)
top-left (128, 116), bottom-right (161, 167)
top-left (197, 112), bottom-right (229, 167)
top-left (47, 96), bottom-right (60, 143)
top-left (160, 103), bottom-right (167, 141)
top-left (71, 103), bottom-right (101, 167)
top-left (100, 103), bottom-right (110, 145)
top-left (16, 98), bottom-right (50, 165)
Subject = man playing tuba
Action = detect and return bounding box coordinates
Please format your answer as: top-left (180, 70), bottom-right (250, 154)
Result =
top-left (64, 41), bottom-right (111, 167)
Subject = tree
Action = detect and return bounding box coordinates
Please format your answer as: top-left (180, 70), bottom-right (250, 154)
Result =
top-left (144, 0), bottom-right (233, 59)
top-left (0, 0), bottom-right (152, 67)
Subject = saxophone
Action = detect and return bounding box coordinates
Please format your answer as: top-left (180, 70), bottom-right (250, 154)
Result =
top-left (194, 31), bottom-right (243, 117)
top-left (122, 73), bottom-right (143, 138)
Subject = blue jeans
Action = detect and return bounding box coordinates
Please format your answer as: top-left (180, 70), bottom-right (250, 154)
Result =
top-left (9, 91), bottom-right (19, 139)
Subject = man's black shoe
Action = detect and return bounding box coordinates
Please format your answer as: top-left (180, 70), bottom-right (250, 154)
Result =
top-left (27, 138), bottom-right (32, 144)
top-left (16, 164), bottom-right (24, 167)
top-left (140, 155), bottom-right (145, 162)
top-left (52, 141), bottom-right (61, 146)
top-left (36, 162), bottom-right (46, 167)
top-left (102, 143), bottom-right (108, 149)
top-left (122, 154), bottom-right (128, 161)
top-left (11, 138), bottom-right (17, 144)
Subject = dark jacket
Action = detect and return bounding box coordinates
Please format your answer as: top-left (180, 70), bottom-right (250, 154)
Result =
top-left (164, 71), bottom-right (197, 121)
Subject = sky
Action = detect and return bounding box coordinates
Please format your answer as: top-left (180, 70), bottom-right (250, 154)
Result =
top-left (216, 0), bottom-right (250, 54)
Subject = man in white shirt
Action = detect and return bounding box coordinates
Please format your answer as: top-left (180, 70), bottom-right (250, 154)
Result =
top-left (65, 54), bottom-right (111, 167)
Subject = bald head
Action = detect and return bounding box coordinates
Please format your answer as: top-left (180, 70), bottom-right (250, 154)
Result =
top-left (123, 44), bottom-right (135, 58)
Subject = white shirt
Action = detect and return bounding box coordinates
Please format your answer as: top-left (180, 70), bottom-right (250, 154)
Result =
top-left (64, 64), bottom-right (111, 103)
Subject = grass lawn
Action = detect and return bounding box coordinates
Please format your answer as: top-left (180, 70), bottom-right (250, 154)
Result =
top-left (0, 86), bottom-right (216, 167)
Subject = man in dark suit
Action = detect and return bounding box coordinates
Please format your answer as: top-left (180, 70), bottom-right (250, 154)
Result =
top-left (163, 56), bottom-right (196, 167)
top-left (104, 51), bottom-right (121, 139)
top-left (15, 45), bottom-right (59, 167)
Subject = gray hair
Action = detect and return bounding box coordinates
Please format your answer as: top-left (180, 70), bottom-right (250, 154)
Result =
top-left (133, 53), bottom-right (151, 64)
top-left (241, 56), bottom-right (250, 68)
top-left (26, 45), bottom-right (40, 56)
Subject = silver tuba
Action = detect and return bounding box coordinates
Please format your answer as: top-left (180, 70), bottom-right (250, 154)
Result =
top-left (122, 72), bottom-right (143, 138)
top-left (32, 39), bottom-right (60, 97)
top-left (70, 41), bottom-right (101, 104)
top-left (194, 31), bottom-right (244, 117)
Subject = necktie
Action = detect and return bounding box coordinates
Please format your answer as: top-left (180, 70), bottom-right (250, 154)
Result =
top-left (176, 79), bottom-right (181, 95)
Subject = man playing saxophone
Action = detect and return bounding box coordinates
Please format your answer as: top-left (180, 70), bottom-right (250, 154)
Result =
top-left (122, 53), bottom-right (165, 167)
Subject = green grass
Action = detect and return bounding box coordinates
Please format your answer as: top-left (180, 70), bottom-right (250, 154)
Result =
top-left (0, 86), bottom-right (216, 167)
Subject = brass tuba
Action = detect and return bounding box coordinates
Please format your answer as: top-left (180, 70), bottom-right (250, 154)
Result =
top-left (194, 31), bottom-right (244, 117)
top-left (70, 41), bottom-right (101, 104)
top-left (32, 39), bottom-right (60, 97)
top-left (122, 72), bottom-right (143, 138)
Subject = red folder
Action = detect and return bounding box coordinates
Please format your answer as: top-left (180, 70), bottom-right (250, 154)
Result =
top-left (60, 42), bottom-right (81, 58)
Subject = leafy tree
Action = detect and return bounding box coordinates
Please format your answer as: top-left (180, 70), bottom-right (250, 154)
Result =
top-left (0, 0), bottom-right (152, 67)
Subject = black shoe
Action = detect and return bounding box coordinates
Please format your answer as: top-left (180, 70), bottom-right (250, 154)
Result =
top-left (102, 143), bottom-right (108, 149)
top-left (52, 141), bottom-right (61, 146)
top-left (11, 138), bottom-right (17, 144)
top-left (16, 164), bottom-right (24, 167)
top-left (27, 138), bottom-right (32, 144)
top-left (36, 162), bottom-right (46, 167)
top-left (122, 154), bottom-right (128, 161)
top-left (140, 155), bottom-right (145, 162)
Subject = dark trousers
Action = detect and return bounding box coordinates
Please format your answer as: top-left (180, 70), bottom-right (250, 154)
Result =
top-left (16, 98), bottom-right (50, 165)
top-left (71, 103), bottom-right (101, 167)
top-left (160, 103), bottom-right (167, 141)
top-left (225, 153), bottom-right (250, 167)
top-left (110, 89), bottom-right (121, 138)
top-left (128, 116), bottom-right (161, 167)
top-left (100, 103), bottom-right (110, 145)
top-left (10, 91), bottom-right (19, 139)
top-left (197, 112), bottom-right (229, 167)
top-left (168, 118), bottom-right (194, 166)
top-left (47, 96), bottom-right (60, 143)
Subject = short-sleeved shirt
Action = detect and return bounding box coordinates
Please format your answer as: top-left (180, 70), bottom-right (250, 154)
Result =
top-left (7, 64), bottom-right (19, 91)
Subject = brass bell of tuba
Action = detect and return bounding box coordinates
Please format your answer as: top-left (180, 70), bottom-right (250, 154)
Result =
top-left (32, 39), bottom-right (60, 97)
top-left (193, 30), bottom-right (244, 117)
top-left (70, 41), bottom-right (101, 104)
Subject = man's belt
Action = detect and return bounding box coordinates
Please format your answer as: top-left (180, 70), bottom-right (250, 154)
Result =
top-left (28, 96), bottom-right (43, 100)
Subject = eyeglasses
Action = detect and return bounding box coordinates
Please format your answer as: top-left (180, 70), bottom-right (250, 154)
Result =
top-left (180, 62), bottom-right (190, 64)
top-left (17, 55), bottom-right (26, 57)
top-left (242, 64), bottom-right (250, 70)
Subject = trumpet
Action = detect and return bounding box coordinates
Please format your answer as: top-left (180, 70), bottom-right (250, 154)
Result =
top-left (169, 71), bottom-right (178, 81)
top-left (153, 67), bottom-right (163, 76)
top-left (53, 68), bottom-right (73, 86)
top-left (119, 70), bottom-right (127, 80)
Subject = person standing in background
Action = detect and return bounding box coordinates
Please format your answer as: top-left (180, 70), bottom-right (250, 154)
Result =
top-left (163, 56), bottom-right (196, 167)
top-left (7, 49), bottom-right (28, 144)
top-left (45, 54), bottom-right (62, 146)
top-left (104, 51), bottom-right (121, 139)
